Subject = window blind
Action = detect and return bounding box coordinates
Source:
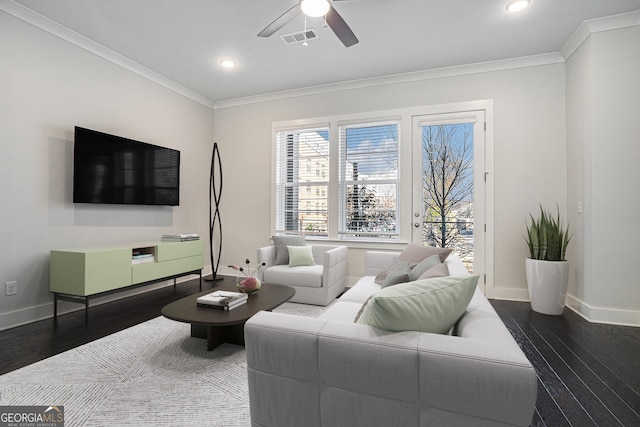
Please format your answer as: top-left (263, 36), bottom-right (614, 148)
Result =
top-left (275, 127), bottom-right (329, 236)
top-left (338, 120), bottom-right (400, 239)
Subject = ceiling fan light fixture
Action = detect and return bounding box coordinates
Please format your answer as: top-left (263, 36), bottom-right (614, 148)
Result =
top-left (506, 0), bottom-right (530, 13)
top-left (301, 0), bottom-right (330, 18)
top-left (220, 59), bottom-right (236, 69)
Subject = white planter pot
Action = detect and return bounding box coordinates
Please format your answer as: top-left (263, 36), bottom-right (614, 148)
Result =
top-left (525, 258), bottom-right (569, 315)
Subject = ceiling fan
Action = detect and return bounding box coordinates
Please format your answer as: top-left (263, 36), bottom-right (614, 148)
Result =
top-left (258, 0), bottom-right (359, 47)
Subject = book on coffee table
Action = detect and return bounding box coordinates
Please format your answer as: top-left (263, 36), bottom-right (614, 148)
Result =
top-left (196, 290), bottom-right (248, 310)
top-left (198, 299), bottom-right (247, 311)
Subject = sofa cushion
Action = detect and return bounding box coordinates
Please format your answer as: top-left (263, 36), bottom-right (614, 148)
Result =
top-left (355, 275), bottom-right (479, 334)
top-left (409, 254), bottom-right (442, 281)
top-left (418, 262), bottom-right (449, 279)
top-left (319, 300), bottom-right (363, 322)
top-left (374, 257), bottom-right (413, 285)
top-left (263, 264), bottom-right (323, 288)
top-left (272, 235), bottom-right (305, 265)
top-left (398, 242), bottom-right (452, 263)
top-left (445, 255), bottom-right (470, 276)
top-left (288, 245), bottom-right (315, 267)
top-left (381, 262), bottom-right (412, 288)
top-left (338, 276), bottom-right (381, 304)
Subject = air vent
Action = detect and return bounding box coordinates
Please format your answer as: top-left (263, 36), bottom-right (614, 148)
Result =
top-left (280, 29), bottom-right (319, 45)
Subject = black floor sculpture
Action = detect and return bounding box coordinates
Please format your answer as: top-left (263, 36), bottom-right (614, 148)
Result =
top-left (206, 142), bottom-right (224, 282)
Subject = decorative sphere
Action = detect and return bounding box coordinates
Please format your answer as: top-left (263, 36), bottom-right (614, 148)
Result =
top-left (237, 276), bottom-right (261, 294)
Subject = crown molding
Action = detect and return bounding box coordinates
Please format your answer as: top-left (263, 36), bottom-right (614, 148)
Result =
top-left (217, 9), bottom-right (640, 110)
top-left (4, 0), bottom-right (636, 111)
top-left (561, 10), bottom-right (640, 61)
top-left (213, 53), bottom-right (564, 110)
top-left (0, 0), bottom-right (216, 110)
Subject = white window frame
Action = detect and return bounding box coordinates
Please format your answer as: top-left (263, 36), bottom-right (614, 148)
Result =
top-left (273, 125), bottom-right (330, 237)
top-left (272, 113), bottom-right (403, 243)
top-left (270, 101), bottom-right (493, 278)
top-left (337, 118), bottom-right (401, 240)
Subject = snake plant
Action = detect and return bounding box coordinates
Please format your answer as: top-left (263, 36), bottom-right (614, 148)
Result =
top-left (525, 205), bottom-right (571, 261)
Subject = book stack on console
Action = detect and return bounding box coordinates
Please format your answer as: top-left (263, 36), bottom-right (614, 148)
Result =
top-left (196, 290), bottom-right (248, 310)
top-left (132, 252), bottom-right (155, 265)
top-left (161, 233), bottom-right (200, 242)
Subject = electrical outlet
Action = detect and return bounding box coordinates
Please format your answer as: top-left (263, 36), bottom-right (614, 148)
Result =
top-left (5, 281), bottom-right (17, 296)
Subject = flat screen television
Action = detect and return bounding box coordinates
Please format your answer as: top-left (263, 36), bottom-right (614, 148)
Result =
top-left (73, 126), bottom-right (180, 206)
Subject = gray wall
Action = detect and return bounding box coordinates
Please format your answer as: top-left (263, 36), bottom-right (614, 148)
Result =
top-left (213, 61), bottom-right (567, 302)
top-left (0, 11), bottom-right (214, 329)
top-left (214, 22), bottom-right (640, 326)
top-left (566, 24), bottom-right (640, 325)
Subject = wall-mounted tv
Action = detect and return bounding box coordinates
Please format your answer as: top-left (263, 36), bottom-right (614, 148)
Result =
top-left (73, 126), bottom-right (180, 206)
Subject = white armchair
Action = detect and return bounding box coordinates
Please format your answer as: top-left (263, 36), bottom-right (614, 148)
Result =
top-left (257, 244), bottom-right (348, 306)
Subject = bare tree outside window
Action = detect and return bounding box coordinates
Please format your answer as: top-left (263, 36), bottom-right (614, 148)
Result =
top-left (341, 122), bottom-right (399, 239)
top-left (422, 123), bottom-right (474, 261)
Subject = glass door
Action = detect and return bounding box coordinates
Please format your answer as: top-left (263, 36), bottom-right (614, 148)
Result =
top-left (412, 111), bottom-right (486, 289)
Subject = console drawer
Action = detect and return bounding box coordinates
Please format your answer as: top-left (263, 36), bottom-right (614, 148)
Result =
top-left (156, 240), bottom-right (204, 261)
top-left (132, 255), bottom-right (204, 284)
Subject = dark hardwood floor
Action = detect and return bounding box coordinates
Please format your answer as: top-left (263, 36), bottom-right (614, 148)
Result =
top-left (492, 300), bottom-right (640, 426)
top-left (1, 282), bottom-right (639, 426)
top-left (0, 275), bottom-right (232, 375)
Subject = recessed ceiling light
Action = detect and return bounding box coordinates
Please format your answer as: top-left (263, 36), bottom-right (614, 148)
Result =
top-left (506, 0), bottom-right (530, 13)
top-left (220, 59), bottom-right (236, 69)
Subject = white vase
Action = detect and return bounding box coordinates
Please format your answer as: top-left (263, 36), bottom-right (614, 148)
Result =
top-left (525, 258), bottom-right (569, 315)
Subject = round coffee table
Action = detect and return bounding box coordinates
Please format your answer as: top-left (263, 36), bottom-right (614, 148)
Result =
top-left (161, 281), bottom-right (295, 350)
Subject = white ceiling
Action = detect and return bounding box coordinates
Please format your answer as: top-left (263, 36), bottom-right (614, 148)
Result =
top-left (9, 0), bottom-right (640, 105)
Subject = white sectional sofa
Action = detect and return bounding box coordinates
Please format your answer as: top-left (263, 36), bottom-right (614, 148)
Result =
top-left (245, 250), bottom-right (537, 427)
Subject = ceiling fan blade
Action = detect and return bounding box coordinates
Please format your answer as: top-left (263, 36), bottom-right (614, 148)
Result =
top-left (325, 5), bottom-right (359, 47)
top-left (257, 4), bottom-right (301, 37)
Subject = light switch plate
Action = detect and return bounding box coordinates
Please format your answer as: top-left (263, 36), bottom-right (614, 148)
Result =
top-left (5, 281), bottom-right (17, 296)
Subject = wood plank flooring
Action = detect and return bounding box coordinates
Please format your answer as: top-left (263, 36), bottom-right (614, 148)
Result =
top-left (1, 282), bottom-right (639, 426)
top-left (0, 275), bottom-right (231, 375)
top-left (492, 300), bottom-right (640, 426)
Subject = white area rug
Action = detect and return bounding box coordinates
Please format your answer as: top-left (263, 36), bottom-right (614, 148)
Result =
top-left (0, 303), bottom-right (327, 426)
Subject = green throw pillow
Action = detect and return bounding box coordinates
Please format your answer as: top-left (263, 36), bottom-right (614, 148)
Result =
top-left (409, 254), bottom-right (442, 281)
top-left (287, 245), bottom-right (315, 267)
top-left (374, 257), bottom-right (413, 285)
top-left (356, 275), bottom-right (479, 334)
top-left (381, 262), bottom-right (412, 288)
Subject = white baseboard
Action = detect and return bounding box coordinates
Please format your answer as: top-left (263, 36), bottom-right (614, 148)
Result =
top-left (0, 267), bottom-right (211, 332)
top-left (486, 289), bottom-right (640, 327)
top-left (0, 302), bottom-right (53, 331)
top-left (565, 294), bottom-right (640, 327)
top-left (487, 286), bottom-right (530, 302)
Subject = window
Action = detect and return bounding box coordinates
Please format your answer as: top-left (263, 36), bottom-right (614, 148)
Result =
top-left (274, 127), bottom-right (329, 236)
top-left (339, 120), bottom-right (400, 239)
top-left (274, 119), bottom-right (400, 241)
top-left (273, 101), bottom-right (491, 293)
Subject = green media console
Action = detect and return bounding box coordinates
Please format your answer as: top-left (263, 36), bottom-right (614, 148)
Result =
top-left (50, 240), bottom-right (204, 324)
